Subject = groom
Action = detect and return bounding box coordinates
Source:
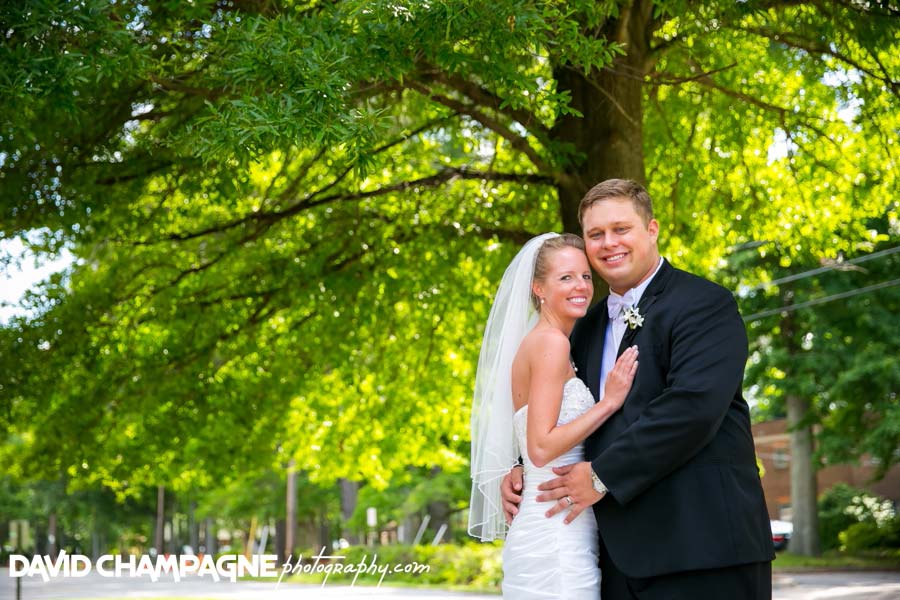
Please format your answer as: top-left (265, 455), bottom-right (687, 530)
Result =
top-left (502, 179), bottom-right (774, 598)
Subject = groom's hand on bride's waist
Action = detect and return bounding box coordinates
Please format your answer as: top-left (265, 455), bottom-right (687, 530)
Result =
top-left (501, 465), bottom-right (524, 524)
top-left (536, 462), bottom-right (605, 524)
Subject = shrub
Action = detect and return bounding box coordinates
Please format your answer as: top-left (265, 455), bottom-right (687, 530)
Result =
top-left (840, 517), bottom-right (900, 553)
top-left (818, 484), bottom-right (896, 551)
top-left (289, 542), bottom-right (502, 588)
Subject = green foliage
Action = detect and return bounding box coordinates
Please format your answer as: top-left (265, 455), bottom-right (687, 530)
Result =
top-left (0, 475), bottom-right (157, 554)
top-left (818, 483), bottom-right (899, 552)
top-left (346, 467), bottom-right (468, 533)
top-left (739, 232), bottom-right (900, 474)
top-left (290, 542), bottom-right (502, 589)
top-left (819, 484), bottom-right (870, 551)
top-left (839, 518), bottom-right (900, 553)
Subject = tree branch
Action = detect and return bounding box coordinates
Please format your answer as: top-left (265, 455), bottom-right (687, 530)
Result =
top-left (418, 68), bottom-right (552, 141)
top-left (137, 168), bottom-right (552, 244)
top-left (692, 73), bottom-right (844, 152)
top-left (299, 168), bottom-right (552, 213)
top-left (737, 26), bottom-right (900, 99)
top-left (647, 62), bottom-right (738, 87)
top-left (404, 80), bottom-right (555, 176)
top-left (148, 74), bottom-right (227, 101)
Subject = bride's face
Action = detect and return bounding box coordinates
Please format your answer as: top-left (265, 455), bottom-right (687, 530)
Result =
top-left (533, 247), bottom-right (593, 320)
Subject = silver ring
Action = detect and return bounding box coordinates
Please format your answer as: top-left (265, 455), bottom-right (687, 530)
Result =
top-left (564, 496), bottom-right (574, 507)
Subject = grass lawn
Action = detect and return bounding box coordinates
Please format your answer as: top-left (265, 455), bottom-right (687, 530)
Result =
top-left (773, 551), bottom-right (900, 571)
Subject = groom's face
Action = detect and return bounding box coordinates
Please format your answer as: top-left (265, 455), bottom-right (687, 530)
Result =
top-left (581, 197), bottom-right (660, 295)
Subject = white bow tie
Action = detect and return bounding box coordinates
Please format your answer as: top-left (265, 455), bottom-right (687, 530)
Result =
top-left (607, 292), bottom-right (634, 319)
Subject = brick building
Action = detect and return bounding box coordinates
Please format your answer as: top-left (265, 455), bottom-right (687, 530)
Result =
top-left (752, 418), bottom-right (900, 520)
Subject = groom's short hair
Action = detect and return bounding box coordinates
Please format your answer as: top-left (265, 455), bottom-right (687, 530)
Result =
top-left (579, 179), bottom-right (654, 227)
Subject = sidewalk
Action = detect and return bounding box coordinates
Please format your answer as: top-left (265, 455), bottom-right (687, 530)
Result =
top-left (3, 569), bottom-right (497, 600)
top-left (4, 568), bottom-right (900, 599)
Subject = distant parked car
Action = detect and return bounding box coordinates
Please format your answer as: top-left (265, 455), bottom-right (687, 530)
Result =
top-left (770, 520), bottom-right (793, 551)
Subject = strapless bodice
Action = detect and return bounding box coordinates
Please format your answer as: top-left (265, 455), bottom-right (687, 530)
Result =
top-left (513, 376), bottom-right (595, 472)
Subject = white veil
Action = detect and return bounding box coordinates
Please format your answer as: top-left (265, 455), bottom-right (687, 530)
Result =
top-left (468, 232), bottom-right (559, 541)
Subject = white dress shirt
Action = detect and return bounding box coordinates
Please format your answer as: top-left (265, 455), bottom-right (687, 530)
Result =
top-left (597, 257), bottom-right (665, 397)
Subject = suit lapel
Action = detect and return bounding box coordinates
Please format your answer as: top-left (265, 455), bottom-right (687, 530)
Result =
top-left (616, 260), bottom-right (674, 356)
top-left (587, 299), bottom-right (609, 400)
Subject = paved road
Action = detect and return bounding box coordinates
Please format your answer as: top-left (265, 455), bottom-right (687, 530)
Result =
top-left (3, 569), bottom-right (900, 599)
top-left (773, 572), bottom-right (900, 600)
top-left (1, 569), bottom-right (497, 600)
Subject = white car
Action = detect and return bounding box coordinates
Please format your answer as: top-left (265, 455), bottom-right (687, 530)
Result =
top-left (770, 520), bottom-right (793, 551)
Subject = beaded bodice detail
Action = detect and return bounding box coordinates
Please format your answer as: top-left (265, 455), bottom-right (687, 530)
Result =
top-left (513, 377), bottom-right (595, 468)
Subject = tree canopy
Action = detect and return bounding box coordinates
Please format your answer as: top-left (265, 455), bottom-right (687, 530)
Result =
top-left (2, 0), bottom-right (898, 510)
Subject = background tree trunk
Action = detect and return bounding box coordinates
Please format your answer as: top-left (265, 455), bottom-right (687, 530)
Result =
top-left (34, 520), bottom-right (45, 555)
top-left (781, 302), bottom-right (820, 556)
top-left (552, 0), bottom-right (653, 234)
top-left (204, 517), bottom-right (218, 555)
top-left (285, 460), bottom-right (297, 558)
top-left (189, 501), bottom-right (199, 554)
top-left (317, 506), bottom-right (332, 554)
top-left (154, 485), bottom-right (165, 554)
top-left (47, 513), bottom-right (57, 557)
top-left (15, 520), bottom-right (24, 553)
top-left (787, 392), bottom-right (820, 556)
top-left (275, 518), bottom-right (286, 564)
top-left (244, 516), bottom-right (258, 558)
top-left (339, 478), bottom-right (359, 545)
top-left (91, 505), bottom-right (100, 561)
top-left (426, 467), bottom-right (450, 543)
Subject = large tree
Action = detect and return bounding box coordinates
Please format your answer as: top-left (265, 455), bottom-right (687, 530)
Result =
top-left (2, 0), bottom-right (898, 555)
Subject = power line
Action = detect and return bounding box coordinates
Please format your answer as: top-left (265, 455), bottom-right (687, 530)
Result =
top-left (743, 277), bottom-right (900, 322)
top-left (744, 245), bottom-right (900, 292)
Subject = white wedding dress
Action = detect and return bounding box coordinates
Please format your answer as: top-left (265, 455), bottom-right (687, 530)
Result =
top-left (502, 376), bottom-right (602, 599)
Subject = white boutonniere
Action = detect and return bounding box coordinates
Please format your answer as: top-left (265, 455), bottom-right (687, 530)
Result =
top-left (622, 305), bottom-right (644, 330)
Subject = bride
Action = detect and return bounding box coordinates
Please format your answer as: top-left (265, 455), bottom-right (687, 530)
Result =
top-left (468, 233), bottom-right (638, 599)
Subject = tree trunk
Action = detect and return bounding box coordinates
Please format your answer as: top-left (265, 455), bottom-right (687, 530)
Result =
top-left (34, 520), bottom-right (45, 555)
top-left (285, 460), bottom-right (297, 558)
top-left (780, 298), bottom-right (820, 556)
top-left (787, 393), bottom-right (820, 556)
top-left (15, 520), bottom-right (24, 553)
top-left (552, 0), bottom-right (654, 234)
top-left (47, 513), bottom-right (58, 557)
top-left (154, 485), bottom-right (165, 554)
top-left (426, 467), bottom-right (450, 544)
top-left (245, 516), bottom-right (258, 559)
top-left (189, 501), bottom-right (199, 554)
top-left (204, 517), bottom-right (218, 555)
top-left (317, 506), bottom-right (332, 554)
top-left (339, 478), bottom-right (360, 545)
top-left (91, 505), bottom-right (100, 561)
top-left (275, 518), bottom-right (287, 564)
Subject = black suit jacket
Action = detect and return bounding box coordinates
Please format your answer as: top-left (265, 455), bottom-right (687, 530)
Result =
top-left (570, 260), bottom-right (774, 579)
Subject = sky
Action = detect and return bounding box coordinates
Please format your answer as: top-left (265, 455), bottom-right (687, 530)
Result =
top-left (0, 237), bottom-right (74, 324)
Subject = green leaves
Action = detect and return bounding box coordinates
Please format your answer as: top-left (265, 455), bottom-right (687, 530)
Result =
top-left (739, 235), bottom-right (900, 476)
